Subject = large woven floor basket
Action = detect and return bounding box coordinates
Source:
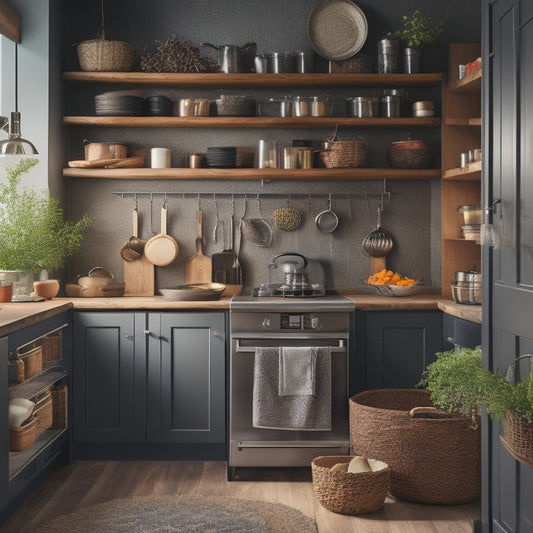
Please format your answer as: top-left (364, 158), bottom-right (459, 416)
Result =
top-left (311, 456), bottom-right (390, 515)
top-left (349, 389), bottom-right (481, 505)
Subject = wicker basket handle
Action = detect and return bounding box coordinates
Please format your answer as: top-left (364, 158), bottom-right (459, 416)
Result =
top-left (409, 406), bottom-right (450, 419)
top-left (505, 354), bottom-right (533, 384)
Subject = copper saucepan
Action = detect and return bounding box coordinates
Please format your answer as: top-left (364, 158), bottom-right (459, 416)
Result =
top-left (120, 207), bottom-right (146, 262)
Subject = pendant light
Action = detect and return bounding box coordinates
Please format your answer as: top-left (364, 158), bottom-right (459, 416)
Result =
top-left (0, 42), bottom-right (38, 155)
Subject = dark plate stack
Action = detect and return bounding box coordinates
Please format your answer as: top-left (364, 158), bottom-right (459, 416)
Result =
top-left (206, 146), bottom-right (237, 167)
top-left (95, 93), bottom-right (145, 116)
top-left (144, 95), bottom-right (173, 116)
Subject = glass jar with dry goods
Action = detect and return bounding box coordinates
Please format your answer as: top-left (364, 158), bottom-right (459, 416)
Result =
top-left (292, 96), bottom-right (333, 117)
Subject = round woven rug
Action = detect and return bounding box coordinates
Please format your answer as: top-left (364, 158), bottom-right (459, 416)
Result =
top-left (36, 494), bottom-right (317, 533)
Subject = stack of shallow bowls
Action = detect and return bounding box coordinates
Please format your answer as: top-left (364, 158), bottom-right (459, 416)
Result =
top-left (215, 94), bottom-right (255, 116)
top-left (144, 95), bottom-right (173, 116)
top-left (95, 93), bottom-right (144, 116)
top-left (206, 146), bottom-right (237, 167)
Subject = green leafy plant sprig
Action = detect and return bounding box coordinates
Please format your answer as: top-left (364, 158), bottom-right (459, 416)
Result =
top-left (394, 9), bottom-right (444, 48)
top-left (0, 158), bottom-right (92, 273)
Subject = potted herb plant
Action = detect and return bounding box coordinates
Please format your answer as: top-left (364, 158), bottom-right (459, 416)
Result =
top-left (419, 346), bottom-right (533, 466)
top-left (0, 158), bottom-right (92, 299)
top-left (393, 9), bottom-right (444, 73)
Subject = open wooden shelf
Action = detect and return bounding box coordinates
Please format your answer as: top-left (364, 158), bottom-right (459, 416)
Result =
top-left (63, 116), bottom-right (441, 129)
top-left (63, 71), bottom-right (444, 88)
top-left (62, 167), bottom-right (442, 180)
top-left (442, 161), bottom-right (482, 180)
top-left (450, 68), bottom-right (482, 92)
top-left (445, 117), bottom-right (481, 127)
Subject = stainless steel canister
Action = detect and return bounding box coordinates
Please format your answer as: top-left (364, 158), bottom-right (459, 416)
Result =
top-left (380, 95), bottom-right (401, 117)
top-left (346, 96), bottom-right (373, 117)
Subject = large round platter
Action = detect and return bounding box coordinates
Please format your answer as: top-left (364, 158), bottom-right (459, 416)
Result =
top-left (307, 0), bottom-right (368, 60)
top-left (307, 0), bottom-right (368, 61)
top-left (159, 283), bottom-right (226, 301)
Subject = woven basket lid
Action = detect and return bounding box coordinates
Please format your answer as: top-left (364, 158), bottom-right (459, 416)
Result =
top-left (307, 0), bottom-right (368, 60)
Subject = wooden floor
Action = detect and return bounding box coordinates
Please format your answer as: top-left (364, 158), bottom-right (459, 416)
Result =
top-left (2, 461), bottom-right (480, 532)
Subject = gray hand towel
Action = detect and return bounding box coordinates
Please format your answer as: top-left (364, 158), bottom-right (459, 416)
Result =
top-left (279, 347), bottom-right (317, 396)
top-left (252, 346), bottom-right (331, 431)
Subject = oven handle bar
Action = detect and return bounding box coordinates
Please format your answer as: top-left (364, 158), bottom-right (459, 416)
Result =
top-left (234, 338), bottom-right (346, 352)
top-left (235, 440), bottom-right (350, 449)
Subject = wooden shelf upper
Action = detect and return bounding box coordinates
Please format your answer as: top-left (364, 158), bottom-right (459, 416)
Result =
top-left (63, 71), bottom-right (444, 87)
top-left (445, 117), bottom-right (481, 127)
top-left (63, 116), bottom-right (441, 128)
top-left (450, 69), bottom-right (482, 93)
top-left (62, 167), bottom-right (442, 180)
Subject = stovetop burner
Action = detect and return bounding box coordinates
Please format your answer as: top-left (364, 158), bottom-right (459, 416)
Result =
top-left (251, 283), bottom-right (336, 298)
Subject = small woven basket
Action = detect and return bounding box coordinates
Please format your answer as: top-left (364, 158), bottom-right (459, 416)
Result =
top-left (51, 384), bottom-right (68, 429)
top-left (9, 415), bottom-right (37, 452)
top-left (77, 38), bottom-right (135, 71)
top-left (319, 140), bottom-right (367, 168)
top-left (312, 456), bottom-right (390, 515)
top-left (33, 388), bottom-right (53, 435)
top-left (41, 335), bottom-right (62, 365)
top-left (350, 389), bottom-right (481, 505)
top-left (19, 346), bottom-right (43, 380)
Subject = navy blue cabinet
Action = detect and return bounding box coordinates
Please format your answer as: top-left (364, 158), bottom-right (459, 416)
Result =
top-left (73, 311), bottom-right (226, 452)
top-left (352, 311), bottom-right (442, 394)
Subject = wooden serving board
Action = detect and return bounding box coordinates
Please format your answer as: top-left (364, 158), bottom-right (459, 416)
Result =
top-left (185, 211), bottom-right (212, 284)
top-left (68, 156), bottom-right (144, 168)
top-left (124, 255), bottom-right (155, 296)
top-left (369, 256), bottom-right (387, 276)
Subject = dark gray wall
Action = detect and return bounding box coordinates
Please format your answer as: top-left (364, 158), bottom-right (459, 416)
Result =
top-left (60, 0), bottom-right (481, 292)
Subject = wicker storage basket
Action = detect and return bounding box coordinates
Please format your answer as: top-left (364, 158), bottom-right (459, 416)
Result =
top-left (19, 346), bottom-right (43, 380)
top-left (41, 335), bottom-right (61, 365)
top-left (51, 384), bottom-right (68, 429)
top-left (8, 358), bottom-right (25, 383)
top-left (501, 410), bottom-right (533, 467)
top-left (77, 39), bottom-right (135, 72)
top-left (319, 140), bottom-right (366, 168)
top-left (33, 388), bottom-right (53, 435)
top-left (349, 389), bottom-right (481, 505)
top-left (312, 456), bottom-right (390, 515)
top-left (9, 415), bottom-right (38, 452)
top-left (329, 53), bottom-right (373, 73)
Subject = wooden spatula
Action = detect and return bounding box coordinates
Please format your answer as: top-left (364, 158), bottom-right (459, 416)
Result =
top-left (185, 210), bottom-right (212, 284)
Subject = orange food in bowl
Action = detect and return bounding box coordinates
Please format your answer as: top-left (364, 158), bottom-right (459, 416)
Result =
top-left (365, 269), bottom-right (416, 286)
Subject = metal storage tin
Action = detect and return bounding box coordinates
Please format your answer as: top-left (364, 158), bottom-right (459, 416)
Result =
top-left (346, 96), bottom-right (373, 117)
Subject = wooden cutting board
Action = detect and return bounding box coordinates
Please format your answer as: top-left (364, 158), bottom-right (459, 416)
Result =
top-left (124, 255), bottom-right (155, 296)
top-left (185, 211), bottom-right (212, 284)
top-left (370, 256), bottom-right (387, 276)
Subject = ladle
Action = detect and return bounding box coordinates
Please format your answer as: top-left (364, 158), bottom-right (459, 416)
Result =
top-left (120, 207), bottom-right (145, 262)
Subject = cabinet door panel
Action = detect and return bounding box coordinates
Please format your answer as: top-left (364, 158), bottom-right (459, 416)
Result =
top-left (73, 312), bottom-right (144, 443)
top-left (365, 311), bottom-right (442, 389)
top-left (147, 312), bottom-right (225, 444)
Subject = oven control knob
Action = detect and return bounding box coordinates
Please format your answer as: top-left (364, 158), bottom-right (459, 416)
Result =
top-left (262, 317), bottom-right (271, 329)
top-left (310, 316), bottom-right (321, 330)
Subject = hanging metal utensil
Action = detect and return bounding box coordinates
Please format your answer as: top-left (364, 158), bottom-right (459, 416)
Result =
top-left (315, 194), bottom-right (339, 233)
top-left (362, 200), bottom-right (394, 275)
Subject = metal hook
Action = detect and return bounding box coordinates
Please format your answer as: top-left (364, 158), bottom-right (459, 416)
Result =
top-left (328, 193), bottom-right (332, 210)
top-left (197, 193), bottom-right (201, 211)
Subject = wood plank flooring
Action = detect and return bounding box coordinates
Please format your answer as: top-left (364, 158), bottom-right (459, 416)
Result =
top-left (1, 461), bottom-right (480, 532)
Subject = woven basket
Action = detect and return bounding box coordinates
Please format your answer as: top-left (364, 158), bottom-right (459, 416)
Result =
top-left (41, 335), bottom-right (61, 365)
top-left (19, 346), bottom-right (43, 380)
top-left (319, 140), bottom-right (366, 168)
top-left (329, 53), bottom-right (373, 73)
top-left (501, 410), bottom-right (533, 466)
top-left (312, 456), bottom-right (390, 515)
top-left (34, 388), bottom-right (53, 435)
top-left (349, 389), bottom-right (481, 504)
top-left (51, 384), bottom-right (68, 429)
top-left (8, 358), bottom-right (25, 383)
top-left (9, 415), bottom-right (37, 452)
top-left (77, 39), bottom-right (135, 72)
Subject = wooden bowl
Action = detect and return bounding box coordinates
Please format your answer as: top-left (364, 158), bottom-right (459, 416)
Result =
top-left (33, 279), bottom-right (60, 299)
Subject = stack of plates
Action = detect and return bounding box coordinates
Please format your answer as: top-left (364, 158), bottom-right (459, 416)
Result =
top-left (95, 93), bottom-right (144, 116)
top-left (206, 146), bottom-right (237, 168)
top-left (144, 95), bottom-right (173, 116)
top-left (215, 94), bottom-right (256, 116)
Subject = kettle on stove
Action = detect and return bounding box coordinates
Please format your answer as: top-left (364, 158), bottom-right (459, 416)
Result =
top-left (268, 252), bottom-right (311, 291)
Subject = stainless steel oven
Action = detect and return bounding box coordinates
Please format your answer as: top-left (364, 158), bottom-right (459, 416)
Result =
top-left (228, 295), bottom-right (354, 480)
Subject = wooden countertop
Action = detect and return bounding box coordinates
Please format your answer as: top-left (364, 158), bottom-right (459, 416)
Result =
top-left (0, 294), bottom-right (482, 336)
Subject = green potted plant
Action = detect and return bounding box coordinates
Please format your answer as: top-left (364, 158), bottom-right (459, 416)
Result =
top-left (393, 10), bottom-right (444, 73)
top-left (419, 346), bottom-right (533, 466)
top-left (0, 158), bottom-right (92, 299)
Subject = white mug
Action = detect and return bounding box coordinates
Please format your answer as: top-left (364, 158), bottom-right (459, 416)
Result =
top-left (151, 147), bottom-right (171, 168)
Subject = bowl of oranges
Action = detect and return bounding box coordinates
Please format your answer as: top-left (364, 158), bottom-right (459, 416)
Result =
top-left (365, 269), bottom-right (422, 297)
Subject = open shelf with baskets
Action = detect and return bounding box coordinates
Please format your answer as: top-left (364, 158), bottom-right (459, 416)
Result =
top-left (441, 43), bottom-right (482, 299)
